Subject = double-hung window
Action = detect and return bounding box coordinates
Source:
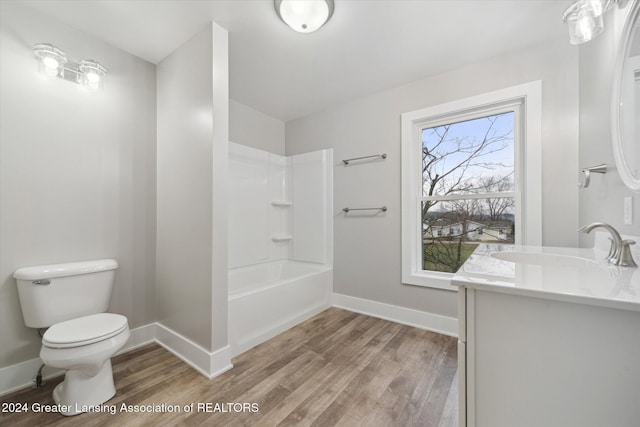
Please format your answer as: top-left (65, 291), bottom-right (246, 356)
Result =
top-left (401, 82), bottom-right (542, 290)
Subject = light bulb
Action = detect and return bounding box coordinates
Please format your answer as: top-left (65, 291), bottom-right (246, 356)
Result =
top-left (43, 63), bottom-right (60, 77)
top-left (34, 44), bottom-right (66, 78)
top-left (79, 60), bottom-right (107, 91)
top-left (577, 17), bottom-right (594, 40)
top-left (86, 72), bottom-right (100, 83)
top-left (42, 56), bottom-right (61, 77)
top-left (42, 57), bottom-right (59, 70)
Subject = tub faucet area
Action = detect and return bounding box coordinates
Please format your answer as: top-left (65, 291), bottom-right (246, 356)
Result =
top-left (578, 222), bottom-right (637, 267)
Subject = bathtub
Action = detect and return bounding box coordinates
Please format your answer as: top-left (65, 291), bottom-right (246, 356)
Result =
top-left (228, 260), bottom-right (332, 357)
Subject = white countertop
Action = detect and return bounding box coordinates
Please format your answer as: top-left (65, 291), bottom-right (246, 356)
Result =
top-left (452, 238), bottom-right (640, 312)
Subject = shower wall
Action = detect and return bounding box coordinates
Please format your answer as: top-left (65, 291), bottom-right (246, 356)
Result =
top-left (228, 142), bottom-right (333, 268)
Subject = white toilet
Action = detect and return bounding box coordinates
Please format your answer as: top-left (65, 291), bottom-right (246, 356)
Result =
top-left (14, 259), bottom-right (130, 416)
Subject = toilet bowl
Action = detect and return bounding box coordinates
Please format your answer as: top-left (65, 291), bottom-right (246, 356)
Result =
top-left (40, 313), bottom-right (130, 416)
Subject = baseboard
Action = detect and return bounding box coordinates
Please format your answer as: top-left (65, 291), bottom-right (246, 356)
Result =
top-left (208, 345), bottom-right (233, 379)
top-left (155, 323), bottom-right (233, 380)
top-left (0, 356), bottom-right (62, 398)
top-left (332, 293), bottom-right (458, 337)
top-left (117, 322), bottom-right (156, 354)
top-left (1, 322), bottom-right (160, 397)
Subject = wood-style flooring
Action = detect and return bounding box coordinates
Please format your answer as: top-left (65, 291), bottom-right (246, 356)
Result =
top-left (0, 308), bottom-right (458, 426)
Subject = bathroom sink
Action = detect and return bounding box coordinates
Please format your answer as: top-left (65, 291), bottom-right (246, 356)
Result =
top-left (490, 251), bottom-right (598, 268)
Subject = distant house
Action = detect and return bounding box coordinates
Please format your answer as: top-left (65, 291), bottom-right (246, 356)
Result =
top-left (424, 219), bottom-right (513, 242)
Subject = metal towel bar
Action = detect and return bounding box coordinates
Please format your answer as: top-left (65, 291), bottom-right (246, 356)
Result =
top-left (343, 154), bottom-right (387, 165)
top-left (342, 206), bottom-right (387, 213)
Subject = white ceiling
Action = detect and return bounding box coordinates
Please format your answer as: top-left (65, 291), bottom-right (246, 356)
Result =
top-left (20, 0), bottom-right (571, 121)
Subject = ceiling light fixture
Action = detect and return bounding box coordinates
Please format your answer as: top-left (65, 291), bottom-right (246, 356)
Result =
top-left (562, 0), bottom-right (615, 44)
top-left (274, 0), bottom-right (334, 34)
top-left (33, 43), bottom-right (107, 91)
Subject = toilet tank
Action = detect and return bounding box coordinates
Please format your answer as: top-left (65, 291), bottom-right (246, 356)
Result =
top-left (13, 259), bottom-right (118, 328)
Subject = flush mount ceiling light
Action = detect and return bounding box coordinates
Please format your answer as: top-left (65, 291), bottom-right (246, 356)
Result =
top-left (274, 0), bottom-right (334, 33)
top-left (33, 43), bottom-right (107, 91)
top-left (562, 0), bottom-right (616, 44)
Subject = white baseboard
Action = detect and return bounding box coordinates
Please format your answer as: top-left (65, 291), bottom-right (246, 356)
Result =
top-left (155, 322), bottom-right (233, 379)
top-left (0, 356), bottom-right (64, 398)
top-left (0, 322), bottom-right (232, 396)
top-left (1, 323), bottom-right (157, 397)
top-left (117, 322), bottom-right (156, 354)
top-left (332, 293), bottom-right (458, 337)
top-left (209, 345), bottom-right (233, 379)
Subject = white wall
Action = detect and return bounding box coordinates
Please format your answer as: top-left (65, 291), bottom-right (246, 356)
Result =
top-left (286, 39), bottom-right (579, 318)
top-left (230, 99), bottom-right (285, 155)
top-left (156, 22), bottom-right (229, 352)
top-left (0, 2), bottom-right (157, 367)
top-left (210, 22), bottom-right (230, 352)
top-left (579, 2), bottom-right (640, 244)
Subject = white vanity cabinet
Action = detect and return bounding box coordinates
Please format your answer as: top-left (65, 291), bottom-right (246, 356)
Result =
top-left (454, 244), bottom-right (640, 427)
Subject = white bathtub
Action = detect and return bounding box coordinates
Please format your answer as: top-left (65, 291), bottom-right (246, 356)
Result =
top-left (228, 260), bottom-right (332, 357)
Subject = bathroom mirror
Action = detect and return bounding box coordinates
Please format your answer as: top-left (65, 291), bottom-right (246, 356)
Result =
top-left (612, 1), bottom-right (640, 192)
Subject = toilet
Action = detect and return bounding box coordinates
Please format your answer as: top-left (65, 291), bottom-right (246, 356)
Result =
top-left (14, 259), bottom-right (130, 416)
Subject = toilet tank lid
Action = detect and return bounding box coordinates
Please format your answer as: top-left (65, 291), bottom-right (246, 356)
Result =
top-left (13, 259), bottom-right (118, 280)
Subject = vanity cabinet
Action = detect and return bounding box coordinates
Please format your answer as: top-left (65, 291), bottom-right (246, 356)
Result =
top-left (457, 285), bottom-right (640, 427)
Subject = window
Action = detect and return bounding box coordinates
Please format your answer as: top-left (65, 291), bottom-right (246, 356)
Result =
top-left (401, 82), bottom-right (542, 290)
top-left (422, 110), bottom-right (516, 274)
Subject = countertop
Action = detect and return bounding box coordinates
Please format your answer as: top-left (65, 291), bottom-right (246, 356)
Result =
top-left (452, 236), bottom-right (640, 312)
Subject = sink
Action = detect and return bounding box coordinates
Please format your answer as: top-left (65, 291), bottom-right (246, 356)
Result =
top-left (490, 251), bottom-right (599, 268)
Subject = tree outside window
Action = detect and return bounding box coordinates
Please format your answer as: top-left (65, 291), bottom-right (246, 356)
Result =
top-left (421, 112), bottom-right (516, 273)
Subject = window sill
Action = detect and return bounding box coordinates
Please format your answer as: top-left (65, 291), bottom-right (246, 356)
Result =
top-left (402, 270), bottom-right (458, 291)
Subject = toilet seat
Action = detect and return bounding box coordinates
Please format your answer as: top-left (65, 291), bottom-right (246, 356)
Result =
top-left (43, 313), bottom-right (128, 349)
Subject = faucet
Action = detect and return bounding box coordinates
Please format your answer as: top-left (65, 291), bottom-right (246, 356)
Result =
top-left (577, 222), bottom-right (637, 267)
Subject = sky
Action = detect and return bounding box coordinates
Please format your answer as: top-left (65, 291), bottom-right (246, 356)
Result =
top-left (421, 111), bottom-right (515, 196)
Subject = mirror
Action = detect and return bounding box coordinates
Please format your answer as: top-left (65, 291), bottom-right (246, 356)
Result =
top-left (613, 1), bottom-right (640, 192)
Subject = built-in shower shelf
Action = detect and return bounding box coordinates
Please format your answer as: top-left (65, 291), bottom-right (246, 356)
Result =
top-left (271, 235), bottom-right (293, 242)
top-left (271, 200), bottom-right (293, 207)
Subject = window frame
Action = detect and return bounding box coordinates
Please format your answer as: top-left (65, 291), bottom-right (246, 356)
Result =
top-left (401, 81), bottom-right (542, 291)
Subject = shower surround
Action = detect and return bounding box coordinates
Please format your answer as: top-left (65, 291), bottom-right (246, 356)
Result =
top-left (228, 142), bottom-right (333, 356)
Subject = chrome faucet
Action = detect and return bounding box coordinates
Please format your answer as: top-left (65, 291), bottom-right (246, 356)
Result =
top-left (577, 222), bottom-right (637, 267)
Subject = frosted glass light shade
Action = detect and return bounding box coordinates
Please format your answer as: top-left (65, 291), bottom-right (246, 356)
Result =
top-left (78, 60), bottom-right (107, 91)
top-left (563, 0), bottom-right (605, 44)
top-left (34, 44), bottom-right (67, 78)
top-left (275, 0), bottom-right (334, 33)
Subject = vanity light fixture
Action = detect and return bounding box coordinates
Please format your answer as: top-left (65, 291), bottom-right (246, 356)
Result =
top-left (34, 43), bottom-right (107, 91)
top-left (562, 0), bottom-right (616, 44)
top-left (274, 0), bottom-right (334, 33)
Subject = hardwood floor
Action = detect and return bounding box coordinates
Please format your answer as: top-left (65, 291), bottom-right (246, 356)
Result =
top-left (0, 308), bottom-right (458, 426)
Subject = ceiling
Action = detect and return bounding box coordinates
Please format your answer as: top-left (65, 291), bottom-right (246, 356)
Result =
top-left (20, 0), bottom-right (571, 121)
